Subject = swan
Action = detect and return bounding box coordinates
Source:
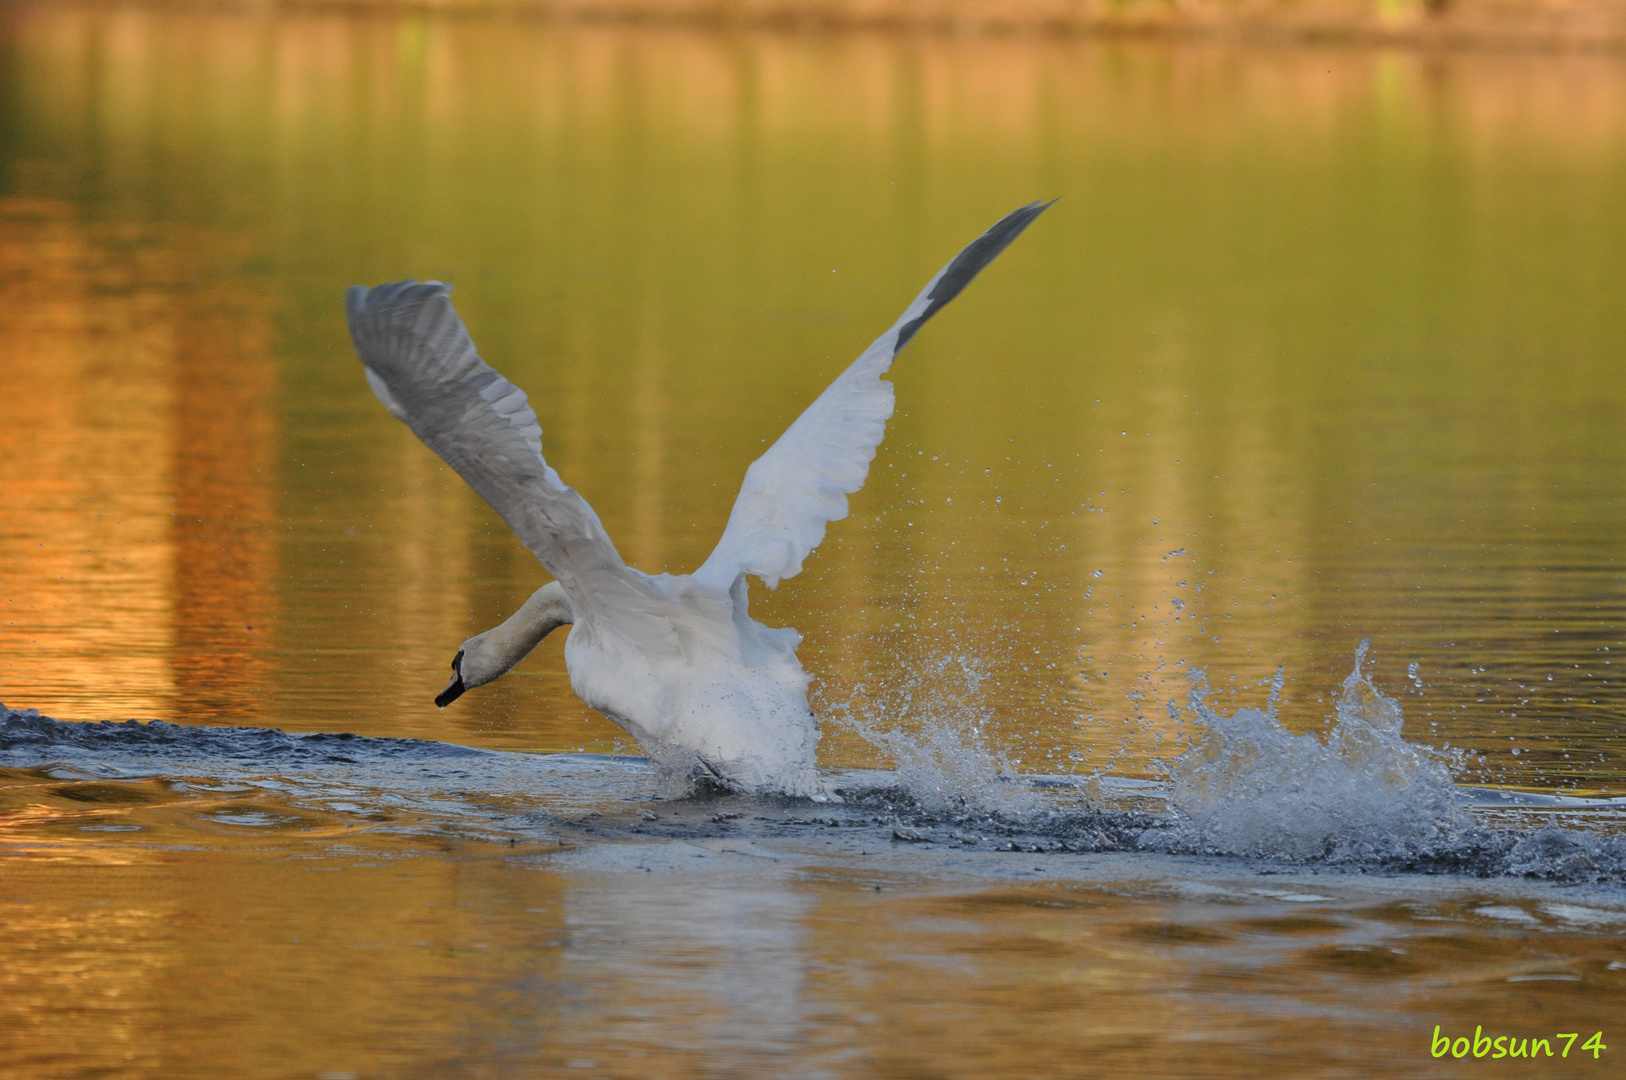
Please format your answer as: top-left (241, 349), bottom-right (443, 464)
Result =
top-left (344, 201), bottom-right (1051, 798)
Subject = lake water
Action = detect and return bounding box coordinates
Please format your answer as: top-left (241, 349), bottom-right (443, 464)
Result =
top-left (2, 5), bottom-right (1625, 1077)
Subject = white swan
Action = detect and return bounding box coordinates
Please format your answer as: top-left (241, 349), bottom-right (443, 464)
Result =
top-left (344, 201), bottom-right (1051, 798)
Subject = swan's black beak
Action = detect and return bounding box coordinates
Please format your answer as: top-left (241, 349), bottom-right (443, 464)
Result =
top-left (435, 649), bottom-right (467, 708)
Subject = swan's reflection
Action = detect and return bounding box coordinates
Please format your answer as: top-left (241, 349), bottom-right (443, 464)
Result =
top-left (554, 851), bottom-right (815, 1066)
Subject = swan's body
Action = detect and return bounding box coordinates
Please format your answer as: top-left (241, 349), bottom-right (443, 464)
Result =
top-left (345, 202), bottom-right (1050, 798)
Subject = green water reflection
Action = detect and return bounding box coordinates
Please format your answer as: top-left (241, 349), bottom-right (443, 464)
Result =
top-left (2, 6), bottom-right (1625, 791)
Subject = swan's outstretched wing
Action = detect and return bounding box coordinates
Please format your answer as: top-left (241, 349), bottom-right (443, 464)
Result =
top-left (694, 200), bottom-right (1053, 591)
top-left (345, 281), bottom-right (687, 652)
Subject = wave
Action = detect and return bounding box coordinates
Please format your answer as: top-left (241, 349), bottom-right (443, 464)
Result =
top-left (0, 702), bottom-right (489, 770)
top-left (6, 669), bottom-right (1626, 886)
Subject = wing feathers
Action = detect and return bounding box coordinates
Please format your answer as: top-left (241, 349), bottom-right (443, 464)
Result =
top-left (344, 280), bottom-right (658, 634)
top-left (345, 200), bottom-right (1048, 654)
top-left (695, 200), bottom-right (1051, 590)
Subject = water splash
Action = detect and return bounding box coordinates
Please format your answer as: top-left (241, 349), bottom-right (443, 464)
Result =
top-left (818, 641), bottom-right (1626, 883)
top-left (828, 653), bottom-right (1036, 817)
top-left (1170, 641), bottom-right (1472, 860)
top-left (1153, 642), bottom-right (1626, 883)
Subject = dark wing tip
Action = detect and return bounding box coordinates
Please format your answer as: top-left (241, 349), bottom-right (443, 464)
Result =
top-left (894, 199), bottom-right (1055, 352)
top-left (927, 199), bottom-right (1054, 308)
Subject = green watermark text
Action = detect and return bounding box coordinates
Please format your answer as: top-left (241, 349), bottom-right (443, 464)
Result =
top-left (1431, 1027), bottom-right (1607, 1061)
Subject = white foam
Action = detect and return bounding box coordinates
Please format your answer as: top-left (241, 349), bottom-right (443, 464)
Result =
top-left (1542, 902), bottom-right (1626, 926)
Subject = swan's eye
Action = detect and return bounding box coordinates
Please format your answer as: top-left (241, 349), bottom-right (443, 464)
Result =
top-left (452, 648), bottom-right (465, 673)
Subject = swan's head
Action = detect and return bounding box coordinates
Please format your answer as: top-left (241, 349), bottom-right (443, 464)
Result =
top-left (434, 582), bottom-right (576, 708)
top-left (435, 634), bottom-right (504, 708)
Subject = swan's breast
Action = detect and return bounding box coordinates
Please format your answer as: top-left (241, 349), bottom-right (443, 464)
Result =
top-left (563, 603), bottom-right (812, 751)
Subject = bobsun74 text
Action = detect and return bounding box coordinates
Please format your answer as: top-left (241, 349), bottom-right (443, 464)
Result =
top-left (1431, 1027), bottom-right (1607, 1060)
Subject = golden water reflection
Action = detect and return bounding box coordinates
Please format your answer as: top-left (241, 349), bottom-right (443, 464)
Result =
top-left (0, 7), bottom-right (1624, 791)
top-left (2, 830), bottom-right (1623, 1079)
top-left (0, 197), bottom-right (276, 725)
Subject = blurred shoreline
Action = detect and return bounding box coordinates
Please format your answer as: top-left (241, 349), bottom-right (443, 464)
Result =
top-left (34, 0), bottom-right (1626, 50)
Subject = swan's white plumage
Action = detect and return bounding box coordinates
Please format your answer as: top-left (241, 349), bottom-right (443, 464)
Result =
top-left (690, 329), bottom-right (898, 591)
top-left (695, 199), bottom-right (1054, 591)
top-left (345, 201), bottom-right (1051, 797)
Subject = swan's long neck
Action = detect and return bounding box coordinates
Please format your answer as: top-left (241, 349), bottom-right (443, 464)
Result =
top-left (465, 581), bottom-right (575, 687)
